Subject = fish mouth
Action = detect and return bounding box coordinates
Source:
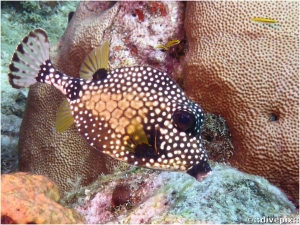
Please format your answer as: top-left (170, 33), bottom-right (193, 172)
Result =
top-left (186, 159), bottom-right (212, 181)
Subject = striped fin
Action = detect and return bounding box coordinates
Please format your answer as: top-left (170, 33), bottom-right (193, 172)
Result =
top-left (8, 29), bottom-right (50, 89)
top-left (79, 41), bottom-right (110, 80)
top-left (55, 99), bottom-right (74, 132)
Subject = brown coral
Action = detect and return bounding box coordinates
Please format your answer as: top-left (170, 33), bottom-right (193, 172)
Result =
top-left (18, 83), bottom-right (120, 193)
top-left (184, 1), bottom-right (299, 205)
top-left (111, 184), bottom-right (132, 207)
top-left (1, 172), bottom-right (84, 224)
top-left (51, 1), bottom-right (119, 76)
top-left (18, 1), bottom-right (121, 193)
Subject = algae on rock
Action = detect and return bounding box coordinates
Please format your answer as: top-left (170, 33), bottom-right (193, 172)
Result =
top-left (71, 164), bottom-right (297, 224)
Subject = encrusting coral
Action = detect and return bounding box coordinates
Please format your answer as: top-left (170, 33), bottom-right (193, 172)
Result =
top-left (1, 172), bottom-right (84, 224)
top-left (184, 1), bottom-right (299, 205)
top-left (201, 113), bottom-right (234, 163)
top-left (18, 1), bottom-right (185, 193)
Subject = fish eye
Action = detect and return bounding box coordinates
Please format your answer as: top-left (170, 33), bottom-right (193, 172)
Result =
top-left (172, 110), bottom-right (196, 132)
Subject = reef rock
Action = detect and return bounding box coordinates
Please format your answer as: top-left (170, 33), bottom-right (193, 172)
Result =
top-left (184, 1), bottom-right (299, 205)
top-left (51, 1), bottom-right (185, 76)
top-left (1, 172), bottom-right (84, 224)
top-left (73, 164), bottom-right (297, 224)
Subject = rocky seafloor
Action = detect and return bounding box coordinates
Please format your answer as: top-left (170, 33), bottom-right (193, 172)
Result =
top-left (1, 1), bottom-right (299, 224)
top-left (65, 163), bottom-right (298, 224)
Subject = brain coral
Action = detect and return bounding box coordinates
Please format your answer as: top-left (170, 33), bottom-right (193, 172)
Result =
top-left (18, 1), bottom-right (121, 193)
top-left (1, 172), bottom-right (84, 224)
top-left (19, 83), bottom-right (120, 193)
top-left (184, 1), bottom-right (299, 205)
top-left (51, 1), bottom-right (119, 77)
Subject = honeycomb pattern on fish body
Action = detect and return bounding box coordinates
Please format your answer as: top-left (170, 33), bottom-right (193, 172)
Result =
top-left (64, 66), bottom-right (206, 172)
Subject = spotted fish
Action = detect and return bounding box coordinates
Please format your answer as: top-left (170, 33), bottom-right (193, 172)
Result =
top-left (8, 29), bottom-right (211, 178)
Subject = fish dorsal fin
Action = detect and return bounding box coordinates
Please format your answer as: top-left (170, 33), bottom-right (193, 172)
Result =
top-left (55, 99), bottom-right (74, 132)
top-left (79, 41), bottom-right (110, 80)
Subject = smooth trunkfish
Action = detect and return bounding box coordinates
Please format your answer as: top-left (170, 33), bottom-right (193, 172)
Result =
top-left (8, 29), bottom-right (211, 178)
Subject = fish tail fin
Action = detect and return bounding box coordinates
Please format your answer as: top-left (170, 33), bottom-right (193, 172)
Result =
top-left (8, 28), bottom-right (50, 89)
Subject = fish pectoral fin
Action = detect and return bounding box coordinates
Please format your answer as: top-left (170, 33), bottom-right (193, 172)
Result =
top-left (79, 41), bottom-right (110, 80)
top-left (55, 99), bottom-right (74, 132)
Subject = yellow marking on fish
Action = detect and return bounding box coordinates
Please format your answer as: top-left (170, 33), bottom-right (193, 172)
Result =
top-left (125, 119), bottom-right (150, 152)
top-left (251, 17), bottom-right (277, 24)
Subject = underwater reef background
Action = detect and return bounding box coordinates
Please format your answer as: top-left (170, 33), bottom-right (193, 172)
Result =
top-left (1, 0), bottom-right (80, 173)
top-left (4, 1), bottom-right (234, 194)
top-left (1, 1), bottom-right (299, 224)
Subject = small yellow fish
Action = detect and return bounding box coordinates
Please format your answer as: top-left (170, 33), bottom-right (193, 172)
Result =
top-left (251, 17), bottom-right (277, 24)
top-left (156, 44), bottom-right (169, 51)
top-left (156, 40), bottom-right (181, 51)
top-left (166, 40), bottom-right (180, 48)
